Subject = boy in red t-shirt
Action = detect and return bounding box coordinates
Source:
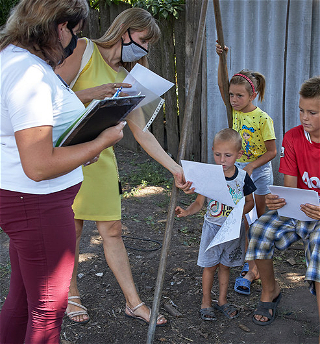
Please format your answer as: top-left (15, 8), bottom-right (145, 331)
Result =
top-left (246, 76), bottom-right (320, 335)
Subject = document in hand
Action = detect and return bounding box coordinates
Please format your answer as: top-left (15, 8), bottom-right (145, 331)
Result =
top-left (114, 65), bottom-right (174, 132)
top-left (55, 95), bottom-right (145, 147)
top-left (269, 185), bottom-right (319, 221)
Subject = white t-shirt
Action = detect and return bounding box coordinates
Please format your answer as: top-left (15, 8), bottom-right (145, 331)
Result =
top-left (0, 45), bottom-right (84, 194)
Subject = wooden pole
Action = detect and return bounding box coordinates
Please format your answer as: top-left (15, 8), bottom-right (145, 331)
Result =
top-left (213, 0), bottom-right (232, 128)
top-left (146, 1), bottom-right (209, 343)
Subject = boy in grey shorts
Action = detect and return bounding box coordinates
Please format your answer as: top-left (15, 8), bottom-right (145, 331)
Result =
top-left (175, 128), bottom-right (256, 321)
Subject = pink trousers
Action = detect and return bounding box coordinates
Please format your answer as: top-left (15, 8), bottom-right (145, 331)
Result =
top-left (0, 184), bottom-right (80, 344)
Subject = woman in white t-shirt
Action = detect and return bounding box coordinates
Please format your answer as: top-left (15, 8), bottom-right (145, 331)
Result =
top-left (0, 1), bottom-right (125, 342)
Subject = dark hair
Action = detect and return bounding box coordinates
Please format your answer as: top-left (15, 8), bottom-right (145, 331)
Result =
top-left (0, 0), bottom-right (89, 68)
top-left (299, 76), bottom-right (320, 99)
top-left (213, 128), bottom-right (242, 151)
top-left (230, 69), bottom-right (266, 102)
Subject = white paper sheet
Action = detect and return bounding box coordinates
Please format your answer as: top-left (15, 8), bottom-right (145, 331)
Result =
top-left (269, 185), bottom-right (319, 221)
top-left (205, 197), bottom-right (245, 250)
top-left (114, 67), bottom-right (167, 131)
top-left (115, 67), bottom-right (160, 109)
top-left (127, 64), bottom-right (174, 96)
top-left (181, 160), bottom-right (235, 207)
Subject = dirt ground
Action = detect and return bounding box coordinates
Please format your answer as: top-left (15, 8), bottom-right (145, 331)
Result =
top-left (0, 144), bottom-right (319, 344)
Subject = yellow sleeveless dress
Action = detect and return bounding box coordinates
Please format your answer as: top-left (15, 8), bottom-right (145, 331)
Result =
top-left (71, 39), bottom-right (121, 221)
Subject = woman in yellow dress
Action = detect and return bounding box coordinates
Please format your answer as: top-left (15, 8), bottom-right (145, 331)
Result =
top-left (56, 7), bottom-right (192, 325)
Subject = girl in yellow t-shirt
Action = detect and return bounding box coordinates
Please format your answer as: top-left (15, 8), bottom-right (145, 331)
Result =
top-left (216, 44), bottom-right (277, 295)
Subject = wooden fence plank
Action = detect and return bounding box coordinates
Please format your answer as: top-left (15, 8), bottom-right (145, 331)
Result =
top-left (174, 9), bottom-right (186, 145)
top-left (185, 0), bottom-right (202, 161)
top-left (148, 40), bottom-right (165, 149)
top-left (159, 17), bottom-right (179, 159)
top-left (201, 36), bottom-right (208, 162)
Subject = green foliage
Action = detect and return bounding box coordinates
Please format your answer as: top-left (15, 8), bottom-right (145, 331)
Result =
top-left (103, 0), bottom-right (185, 19)
top-left (131, 0), bottom-right (185, 19)
top-left (102, 0), bottom-right (125, 6)
top-left (88, 0), bottom-right (100, 9)
top-left (0, 0), bottom-right (19, 27)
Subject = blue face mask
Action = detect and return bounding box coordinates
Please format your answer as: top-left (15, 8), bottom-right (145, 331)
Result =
top-left (121, 29), bottom-right (148, 63)
top-left (64, 28), bottom-right (78, 58)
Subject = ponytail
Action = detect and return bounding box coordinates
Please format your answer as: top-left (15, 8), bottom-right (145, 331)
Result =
top-left (230, 70), bottom-right (266, 102)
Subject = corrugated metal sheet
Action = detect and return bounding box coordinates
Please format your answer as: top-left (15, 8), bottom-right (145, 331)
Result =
top-left (206, 0), bottom-right (319, 183)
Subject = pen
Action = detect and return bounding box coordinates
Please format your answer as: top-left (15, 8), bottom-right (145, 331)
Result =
top-left (112, 86), bottom-right (122, 98)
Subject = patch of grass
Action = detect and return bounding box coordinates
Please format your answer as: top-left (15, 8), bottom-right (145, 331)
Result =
top-left (0, 263), bottom-right (11, 278)
top-left (121, 160), bottom-right (173, 189)
top-left (144, 215), bottom-right (156, 226)
top-left (155, 194), bottom-right (171, 208)
top-left (122, 181), bottom-right (148, 198)
top-left (178, 225), bottom-right (201, 247)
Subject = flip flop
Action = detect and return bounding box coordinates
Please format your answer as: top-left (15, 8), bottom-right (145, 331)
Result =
top-left (199, 307), bottom-right (216, 321)
top-left (125, 302), bottom-right (167, 327)
top-left (65, 296), bottom-right (90, 324)
top-left (252, 292), bottom-right (282, 326)
top-left (240, 262), bottom-right (249, 276)
top-left (214, 303), bottom-right (239, 319)
top-left (234, 276), bottom-right (251, 295)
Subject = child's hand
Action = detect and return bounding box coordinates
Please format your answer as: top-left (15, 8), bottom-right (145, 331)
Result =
top-left (300, 203), bottom-right (320, 220)
top-left (266, 193), bottom-right (286, 210)
top-left (243, 163), bottom-right (254, 176)
top-left (216, 40), bottom-right (229, 56)
top-left (175, 206), bottom-right (189, 218)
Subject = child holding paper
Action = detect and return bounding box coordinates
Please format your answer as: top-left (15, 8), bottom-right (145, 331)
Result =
top-left (175, 128), bottom-right (256, 320)
top-left (246, 76), bottom-right (320, 332)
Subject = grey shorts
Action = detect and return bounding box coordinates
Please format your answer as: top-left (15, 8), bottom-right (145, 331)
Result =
top-left (235, 161), bottom-right (273, 195)
top-left (197, 219), bottom-right (246, 268)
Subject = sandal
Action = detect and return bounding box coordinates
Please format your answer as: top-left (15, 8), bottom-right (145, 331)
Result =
top-left (252, 292), bottom-right (282, 326)
top-left (240, 262), bottom-right (249, 276)
top-left (125, 302), bottom-right (167, 327)
top-left (65, 296), bottom-right (90, 324)
top-left (200, 307), bottom-right (216, 321)
top-left (214, 303), bottom-right (239, 319)
top-left (234, 276), bottom-right (251, 295)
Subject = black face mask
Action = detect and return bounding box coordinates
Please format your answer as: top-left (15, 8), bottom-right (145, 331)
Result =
top-left (64, 29), bottom-right (78, 58)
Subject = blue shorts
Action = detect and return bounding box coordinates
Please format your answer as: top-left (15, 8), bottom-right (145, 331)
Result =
top-left (197, 219), bottom-right (245, 268)
top-left (235, 161), bottom-right (273, 195)
top-left (246, 210), bottom-right (320, 295)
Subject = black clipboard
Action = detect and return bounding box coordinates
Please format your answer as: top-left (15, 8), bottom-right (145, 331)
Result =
top-left (56, 95), bottom-right (145, 147)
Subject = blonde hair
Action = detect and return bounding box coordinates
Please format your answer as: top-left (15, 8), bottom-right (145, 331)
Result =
top-left (230, 70), bottom-right (266, 102)
top-left (93, 8), bottom-right (160, 70)
top-left (213, 128), bottom-right (242, 151)
top-left (0, 0), bottom-right (88, 68)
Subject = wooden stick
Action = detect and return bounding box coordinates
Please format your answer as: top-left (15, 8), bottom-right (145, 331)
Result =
top-left (213, 0), bottom-right (232, 128)
top-left (146, 1), bottom-right (209, 343)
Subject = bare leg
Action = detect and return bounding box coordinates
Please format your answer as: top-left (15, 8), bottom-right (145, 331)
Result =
top-left (254, 194), bottom-right (268, 219)
top-left (217, 264), bottom-right (237, 317)
top-left (253, 259), bottom-right (281, 323)
top-left (241, 194), bottom-right (266, 285)
top-left (65, 219), bottom-right (89, 323)
top-left (218, 264), bottom-right (230, 306)
top-left (315, 282), bottom-right (320, 343)
top-left (201, 266), bottom-right (218, 309)
top-left (97, 220), bottom-right (166, 325)
top-left (242, 216), bottom-right (260, 282)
